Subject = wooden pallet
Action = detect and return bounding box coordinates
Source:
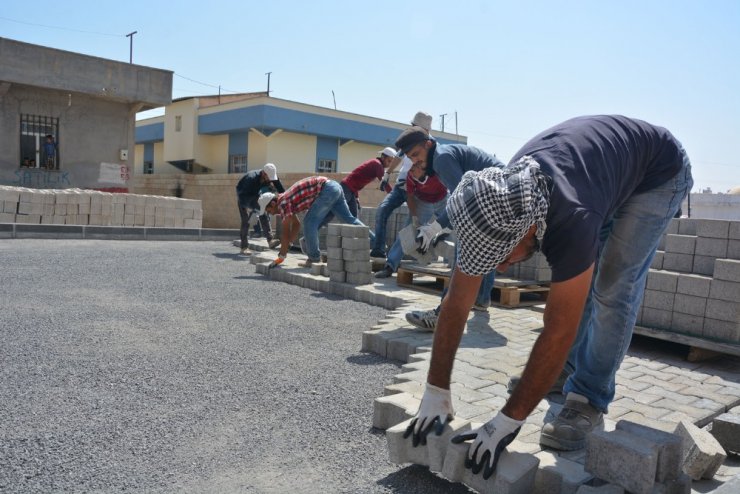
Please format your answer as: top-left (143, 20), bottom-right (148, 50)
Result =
top-left (396, 263), bottom-right (551, 307)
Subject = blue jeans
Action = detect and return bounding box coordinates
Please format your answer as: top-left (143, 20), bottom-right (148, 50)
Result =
top-left (303, 180), bottom-right (373, 261)
top-left (372, 182), bottom-right (407, 254)
top-left (564, 153), bottom-right (693, 412)
top-left (386, 195), bottom-right (448, 271)
top-left (321, 182), bottom-right (359, 226)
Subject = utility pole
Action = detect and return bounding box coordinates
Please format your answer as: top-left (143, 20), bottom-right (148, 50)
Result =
top-left (126, 31), bottom-right (137, 64)
top-left (440, 113), bottom-right (447, 132)
top-left (265, 72), bottom-right (272, 95)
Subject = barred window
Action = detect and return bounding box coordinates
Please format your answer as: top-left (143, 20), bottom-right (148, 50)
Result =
top-left (317, 159), bottom-right (336, 173)
top-left (229, 154), bottom-right (248, 174)
top-left (20, 114), bottom-right (59, 170)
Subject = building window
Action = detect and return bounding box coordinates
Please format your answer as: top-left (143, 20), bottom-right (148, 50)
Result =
top-left (143, 161), bottom-right (154, 174)
top-left (20, 114), bottom-right (59, 169)
top-left (317, 159), bottom-right (336, 173)
top-left (175, 115), bottom-right (182, 132)
top-left (229, 154), bottom-right (248, 174)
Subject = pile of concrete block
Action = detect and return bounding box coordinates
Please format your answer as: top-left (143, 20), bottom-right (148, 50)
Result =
top-left (585, 420), bottom-right (690, 494)
top-left (710, 409), bottom-right (740, 455)
top-left (498, 251), bottom-right (552, 282)
top-left (325, 224), bottom-right (372, 285)
top-left (0, 185), bottom-right (202, 228)
top-left (675, 419), bottom-right (727, 481)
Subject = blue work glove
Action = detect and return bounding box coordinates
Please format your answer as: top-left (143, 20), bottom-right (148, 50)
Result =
top-left (403, 383), bottom-right (454, 447)
top-left (451, 412), bottom-right (524, 479)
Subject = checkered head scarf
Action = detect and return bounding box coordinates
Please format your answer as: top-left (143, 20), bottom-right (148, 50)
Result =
top-left (447, 156), bottom-right (551, 275)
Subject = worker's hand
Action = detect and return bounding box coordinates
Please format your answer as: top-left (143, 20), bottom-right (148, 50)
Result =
top-left (416, 221), bottom-right (451, 254)
top-left (267, 254), bottom-right (286, 269)
top-left (431, 228), bottom-right (452, 248)
top-left (451, 412), bottom-right (524, 479)
top-left (403, 383), bottom-right (454, 447)
top-left (379, 172), bottom-right (391, 192)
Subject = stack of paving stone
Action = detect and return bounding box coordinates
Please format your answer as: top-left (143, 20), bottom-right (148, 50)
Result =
top-left (637, 218), bottom-right (740, 344)
top-left (0, 185), bottom-right (202, 228)
top-left (325, 223), bottom-right (372, 285)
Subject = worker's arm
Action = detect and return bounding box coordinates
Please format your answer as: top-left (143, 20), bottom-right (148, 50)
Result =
top-left (277, 215), bottom-right (301, 258)
top-left (502, 264), bottom-right (594, 420)
top-left (406, 192), bottom-right (418, 220)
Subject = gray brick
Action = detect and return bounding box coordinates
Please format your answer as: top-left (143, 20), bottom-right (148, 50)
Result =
top-left (585, 429), bottom-right (659, 494)
top-left (673, 420), bottom-right (726, 480)
top-left (713, 259), bottom-right (740, 282)
top-left (386, 417), bottom-right (470, 472)
top-left (692, 255), bottom-right (715, 276)
top-left (643, 290), bottom-right (675, 311)
top-left (341, 236), bottom-right (370, 250)
top-left (709, 279), bottom-right (740, 302)
top-left (665, 218), bottom-right (679, 234)
top-left (641, 308), bottom-right (673, 330)
top-left (344, 260), bottom-right (370, 274)
top-left (576, 485), bottom-right (625, 494)
top-left (326, 247), bottom-right (343, 260)
top-left (695, 237), bottom-right (728, 258)
top-left (703, 318), bottom-right (738, 342)
top-left (676, 273), bottom-right (711, 297)
top-left (615, 420), bottom-right (684, 482)
top-left (705, 299), bottom-right (740, 323)
top-left (664, 234), bottom-right (696, 255)
top-left (673, 293), bottom-right (707, 316)
top-left (327, 223), bottom-right (342, 236)
top-left (662, 253), bottom-right (693, 273)
top-left (346, 271), bottom-right (371, 285)
top-left (329, 271), bottom-right (346, 283)
top-left (651, 251), bottom-right (664, 270)
top-left (650, 473), bottom-right (691, 494)
top-left (695, 219), bottom-right (730, 239)
top-left (728, 240), bottom-right (740, 260)
top-left (327, 258), bottom-right (344, 272)
top-left (326, 235), bottom-right (342, 248)
top-left (342, 249), bottom-right (370, 261)
top-left (670, 313), bottom-right (704, 336)
top-left (728, 221), bottom-right (740, 240)
top-left (441, 440), bottom-right (539, 494)
top-left (534, 450), bottom-right (592, 494)
top-left (677, 218), bottom-right (697, 236)
top-left (710, 413), bottom-right (740, 454)
top-left (646, 270), bottom-right (679, 292)
top-left (372, 392), bottom-right (419, 429)
top-left (340, 224), bottom-right (369, 238)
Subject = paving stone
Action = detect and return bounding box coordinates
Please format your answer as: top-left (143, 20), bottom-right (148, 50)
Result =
top-left (643, 290), bottom-right (675, 311)
top-left (341, 236), bottom-right (370, 250)
top-left (710, 413), bottom-right (740, 454)
top-left (695, 219), bottom-right (730, 239)
top-left (705, 299), bottom-right (740, 323)
top-left (585, 429), bottom-right (659, 494)
top-left (676, 273), bottom-right (712, 298)
top-left (651, 251), bottom-right (664, 270)
top-left (575, 484), bottom-right (625, 494)
top-left (309, 262), bottom-right (325, 276)
top-left (615, 420), bottom-right (684, 482)
top-left (673, 420), bottom-right (726, 480)
top-left (692, 255), bottom-right (716, 276)
top-left (647, 270), bottom-right (680, 292)
top-left (664, 235), bottom-right (696, 255)
top-left (346, 271), bottom-right (371, 285)
top-left (728, 240), bottom-right (740, 261)
top-left (703, 318), bottom-right (738, 342)
top-left (709, 279), bottom-right (740, 303)
top-left (342, 249), bottom-right (370, 261)
top-left (344, 260), bottom-right (371, 274)
top-left (672, 293), bottom-right (707, 317)
top-left (328, 271), bottom-right (346, 283)
top-left (326, 247), bottom-right (343, 260)
top-left (327, 223), bottom-right (342, 236)
top-left (713, 259), bottom-right (740, 282)
top-left (662, 253), bottom-right (693, 273)
top-left (677, 219), bottom-right (697, 236)
top-left (373, 392), bottom-right (419, 430)
top-left (325, 234), bottom-right (342, 248)
top-left (386, 417), bottom-right (470, 472)
top-left (649, 473), bottom-right (691, 494)
top-left (533, 450), bottom-right (592, 494)
top-left (695, 237), bottom-right (728, 258)
top-left (669, 313), bottom-right (704, 336)
top-left (441, 439), bottom-right (540, 494)
top-left (340, 224), bottom-right (369, 238)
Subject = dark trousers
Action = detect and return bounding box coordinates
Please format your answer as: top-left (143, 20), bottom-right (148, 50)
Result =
top-left (239, 206), bottom-right (272, 249)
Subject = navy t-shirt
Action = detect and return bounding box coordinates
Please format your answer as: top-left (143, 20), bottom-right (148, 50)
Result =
top-left (510, 115), bottom-right (684, 282)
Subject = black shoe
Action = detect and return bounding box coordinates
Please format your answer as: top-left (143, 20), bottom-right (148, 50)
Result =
top-left (370, 249), bottom-right (386, 259)
top-left (374, 265), bottom-right (393, 279)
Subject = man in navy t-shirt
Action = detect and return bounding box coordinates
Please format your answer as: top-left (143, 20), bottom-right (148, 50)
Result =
top-left (403, 115), bottom-right (693, 479)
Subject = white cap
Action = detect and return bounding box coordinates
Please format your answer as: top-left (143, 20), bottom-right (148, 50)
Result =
top-left (262, 163), bottom-right (277, 181)
top-left (411, 111), bottom-right (432, 131)
top-left (258, 192), bottom-right (277, 213)
top-left (379, 147), bottom-right (397, 158)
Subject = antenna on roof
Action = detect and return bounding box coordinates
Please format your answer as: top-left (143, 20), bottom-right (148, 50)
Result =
top-left (332, 90), bottom-right (337, 110)
top-left (265, 72), bottom-right (272, 95)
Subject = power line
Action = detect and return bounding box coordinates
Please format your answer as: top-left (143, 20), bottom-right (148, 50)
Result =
top-left (174, 73), bottom-right (241, 94)
top-left (0, 15), bottom-right (124, 37)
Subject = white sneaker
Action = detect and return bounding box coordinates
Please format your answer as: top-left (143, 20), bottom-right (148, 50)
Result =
top-left (405, 307), bottom-right (440, 331)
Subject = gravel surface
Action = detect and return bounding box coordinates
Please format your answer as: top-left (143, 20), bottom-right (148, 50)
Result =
top-left (0, 239), bottom-right (470, 493)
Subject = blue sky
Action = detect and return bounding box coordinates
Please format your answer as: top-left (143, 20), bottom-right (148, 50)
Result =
top-left (2, 0), bottom-right (739, 192)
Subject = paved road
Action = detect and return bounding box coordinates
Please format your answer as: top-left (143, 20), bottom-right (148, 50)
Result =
top-left (0, 239), bottom-right (471, 493)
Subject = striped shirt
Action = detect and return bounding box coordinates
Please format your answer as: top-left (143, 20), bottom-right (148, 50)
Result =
top-left (277, 176), bottom-right (328, 218)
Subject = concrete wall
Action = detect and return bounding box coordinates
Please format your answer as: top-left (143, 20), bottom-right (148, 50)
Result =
top-left (265, 132), bottom-right (317, 173)
top-left (198, 134), bottom-right (229, 173)
top-left (687, 193), bottom-right (740, 220)
top-left (248, 131), bottom-right (268, 170)
top-left (338, 142), bottom-right (384, 174)
top-left (163, 99), bottom-right (197, 162)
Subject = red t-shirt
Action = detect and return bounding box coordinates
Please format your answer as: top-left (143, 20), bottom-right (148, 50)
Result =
top-left (406, 174), bottom-right (448, 203)
top-left (341, 158), bottom-right (390, 195)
